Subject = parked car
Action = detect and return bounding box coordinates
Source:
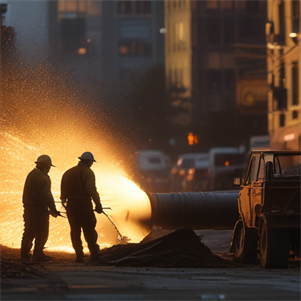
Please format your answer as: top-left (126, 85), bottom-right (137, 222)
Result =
top-left (208, 147), bottom-right (246, 191)
top-left (136, 150), bottom-right (172, 192)
top-left (170, 153), bottom-right (209, 191)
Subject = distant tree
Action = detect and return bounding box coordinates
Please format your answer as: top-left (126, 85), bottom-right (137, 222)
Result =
top-left (122, 64), bottom-right (189, 153)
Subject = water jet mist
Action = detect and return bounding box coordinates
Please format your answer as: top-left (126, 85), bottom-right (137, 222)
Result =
top-left (0, 44), bottom-right (152, 252)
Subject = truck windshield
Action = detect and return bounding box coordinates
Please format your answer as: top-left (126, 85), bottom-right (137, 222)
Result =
top-left (215, 154), bottom-right (245, 167)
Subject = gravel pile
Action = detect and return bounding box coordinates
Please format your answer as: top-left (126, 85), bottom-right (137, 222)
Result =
top-left (98, 228), bottom-right (234, 268)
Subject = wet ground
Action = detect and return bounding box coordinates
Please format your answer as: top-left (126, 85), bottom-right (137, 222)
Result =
top-left (1, 229), bottom-right (300, 300)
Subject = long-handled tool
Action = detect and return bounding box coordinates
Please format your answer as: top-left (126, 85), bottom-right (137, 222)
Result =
top-left (55, 204), bottom-right (130, 244)
top-left (101, 210), bottom-right (130, 244)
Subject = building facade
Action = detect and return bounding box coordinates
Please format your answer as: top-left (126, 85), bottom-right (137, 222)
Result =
top-left (101, 0), bottom-right (164, 88)
top-left (165, 0), bottom-right (268, 150)
top-left (47, 1), bottom-right (103, 83)
top-left (266, 0), bottom-right (301, 150)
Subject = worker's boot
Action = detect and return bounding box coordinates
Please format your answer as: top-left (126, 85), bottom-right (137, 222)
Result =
top-left (90, 250), bottom-right (99, 262)
top-left (75, 251), bottom-right (84, 263)
top-left (21, 252), bottom-right (32, 261)
top-left (33, 250), bottom-right (53, 261)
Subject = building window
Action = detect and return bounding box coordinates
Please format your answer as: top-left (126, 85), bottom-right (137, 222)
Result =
top-left (179, 68), bottom-right (183, 87)
top-left (206, 0), bottom-right (219, 10)
top-left (206, 18), bottom-right (221, 44)
top-left (135, 1), bottom-right (151, 14)
top-left (173, 22), bottom-right (186, 51)
top-left (223, 18), bottom-right (235, 44)
top-left (278, 1), bottom-right (285, 44)
top-left (292, 0), bottom-right (300, 33)
top-left (239, 16), bottom-right (266, 44)
top-left (292, 62), bottom-right (299, 105)
top-left (174, 69), bottom-right (178, 85)
top-left (178, 22), bottom-right (185, 50)
top-left (221, 0), bottom-right (233, 10)
top-left (117, 1), bottom-right (132, 14)
top-left (224, 69), bottom-right (235, 90)
top-left (279, 62), bottom-right (285, 88)
top-left (58, 0), bottom-right (79, 13)
top-left (292, 110), bottom-right (298, 119)
top-left (207, 70), bottom-right (222, 91)
top-left (246, 0), bottom-right (260, 13)
top-left (169, 69), bottom-right (172, 86)
top-left (60, 18), bottom-right (86, 52)
top-left (280, 113), bottom-right (285, 127)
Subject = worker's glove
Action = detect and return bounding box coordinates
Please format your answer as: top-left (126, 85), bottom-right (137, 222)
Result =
top-left (49, 208), bottom-right (59, 218)
top-left (61, 198), bottom-right (67, 209)
top-left (95, 203), bottom-right (103, 214)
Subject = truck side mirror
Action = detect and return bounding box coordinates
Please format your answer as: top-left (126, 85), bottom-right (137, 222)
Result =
top-left (233, 177), bottom-right (241, 186)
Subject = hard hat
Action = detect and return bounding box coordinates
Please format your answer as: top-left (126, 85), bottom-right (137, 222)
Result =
top-left (78, 152), bottom-right (96, 162)
top-left (35, 155), bottom-right (55, 167)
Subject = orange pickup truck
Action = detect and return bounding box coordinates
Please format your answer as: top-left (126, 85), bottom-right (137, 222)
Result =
top-left (230, 150), bottom-right (300, 269)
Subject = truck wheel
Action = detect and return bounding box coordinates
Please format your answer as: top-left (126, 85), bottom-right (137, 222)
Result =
top-left (260, 220), bottom-right (289, 269)
top-left (232, 220), bottom-right (258, 264)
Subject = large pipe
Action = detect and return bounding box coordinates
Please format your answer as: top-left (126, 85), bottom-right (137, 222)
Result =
top-left (149, 191), bottom-right (239, 230)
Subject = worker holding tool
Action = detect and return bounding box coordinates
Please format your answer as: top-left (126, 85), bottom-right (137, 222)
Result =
top-left (60, 152), bottom-right (103, 263)
top-left (21, 155), bottom-right (59, 261)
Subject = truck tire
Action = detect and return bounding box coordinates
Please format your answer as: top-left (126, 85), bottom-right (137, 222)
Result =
top-left (232, 220), bottom-right (258, 264)
top-left (259, 220), bottom-right (290, 269)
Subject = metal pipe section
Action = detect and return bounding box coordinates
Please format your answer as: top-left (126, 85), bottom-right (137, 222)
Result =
top-left (149, 191), bottom-right (239, 230)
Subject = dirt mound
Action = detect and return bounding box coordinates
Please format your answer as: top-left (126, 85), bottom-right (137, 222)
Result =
top-left (98, 228), bottom-right (234, 268)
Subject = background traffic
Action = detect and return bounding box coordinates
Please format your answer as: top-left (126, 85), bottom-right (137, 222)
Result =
top-left (134, 135), bottom-right (270, 193)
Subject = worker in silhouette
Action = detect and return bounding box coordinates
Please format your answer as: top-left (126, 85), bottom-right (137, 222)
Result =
top-left (60, 152), bottom-right (103, 263)
top-left (21, 155), bottom-right (59, 261)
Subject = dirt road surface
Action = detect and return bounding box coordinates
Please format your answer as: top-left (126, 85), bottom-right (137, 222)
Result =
top-left (1, 230), bottom-right (300, 301)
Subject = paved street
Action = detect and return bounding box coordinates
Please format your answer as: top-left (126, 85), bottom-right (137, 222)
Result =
top-left (1, 230), bottom-right (300, 301)
top-left (2, 263), bottom-right (300, 300)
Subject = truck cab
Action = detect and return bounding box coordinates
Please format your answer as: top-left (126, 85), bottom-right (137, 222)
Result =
top-left (230, 150), bottom-right (301, 268)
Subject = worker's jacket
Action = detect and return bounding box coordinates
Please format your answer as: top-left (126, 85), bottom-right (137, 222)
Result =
top-left (22, 167), bottom-right (56, 212)
top-left (60, 162), bottom-right (101, 207)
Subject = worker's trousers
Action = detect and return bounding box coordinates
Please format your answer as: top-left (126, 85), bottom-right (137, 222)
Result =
top-left (21, 207), bottom-right (49, 256)
top-left (66, 200), bottom-right (99, 258)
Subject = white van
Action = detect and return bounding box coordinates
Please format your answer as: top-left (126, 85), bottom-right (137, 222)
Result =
top-left (208, 147), bottom-right (246, 191)
top-left (136, 150), bottom-right (171, 192)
